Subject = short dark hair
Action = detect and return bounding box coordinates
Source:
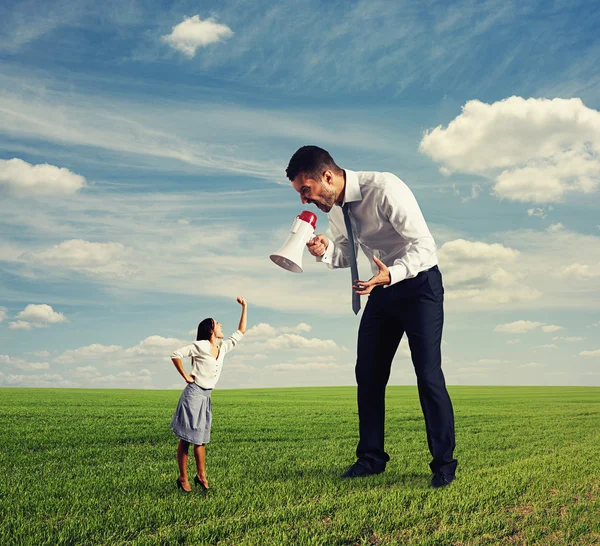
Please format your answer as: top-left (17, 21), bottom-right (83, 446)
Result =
top-left (286, 145), bottom-right (342, 182)
top-left (196, 318), bottom-right (215, 341)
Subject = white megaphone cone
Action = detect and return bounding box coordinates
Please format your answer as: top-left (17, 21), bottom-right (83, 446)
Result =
top-left (270, 211), bottom-right (317, 273)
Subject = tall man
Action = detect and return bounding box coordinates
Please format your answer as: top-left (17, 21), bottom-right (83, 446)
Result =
top-left (286, 146), bottom-right (457, 488)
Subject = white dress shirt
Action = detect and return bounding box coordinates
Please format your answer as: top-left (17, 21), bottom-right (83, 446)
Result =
top-left (318, 170), bottom-right (437, 287)
top-left (171, 330), bottom-right (243, 389)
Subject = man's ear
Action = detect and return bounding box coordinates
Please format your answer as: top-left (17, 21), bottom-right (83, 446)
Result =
top-left (323, 170), bottom-right (334, 186)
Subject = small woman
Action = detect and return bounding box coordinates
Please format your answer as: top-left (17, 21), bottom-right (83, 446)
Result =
top-left (170, 296), bottom-right (247, 492)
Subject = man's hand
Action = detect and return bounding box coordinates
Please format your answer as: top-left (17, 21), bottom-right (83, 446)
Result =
top-left (353, 256), bottom-right (391, 295)
top-left (236, 296), bottom-right (247, 307)
top-left (307, 234), bottom-right (329, 257)
top-left (185, 374), bottom-right (195, 384)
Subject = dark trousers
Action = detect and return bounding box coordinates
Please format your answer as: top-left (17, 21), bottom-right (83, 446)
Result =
top-left (355, 265), bottom-right (457, 476)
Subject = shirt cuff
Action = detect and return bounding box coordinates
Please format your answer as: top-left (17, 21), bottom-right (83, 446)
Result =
top-left (317, 240), bottom-right (335, 265)
top-left (384, 263), bottom-right (408, 288)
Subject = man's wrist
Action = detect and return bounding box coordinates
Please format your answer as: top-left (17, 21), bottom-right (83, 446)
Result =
top-left (318, 239), bottom-right (334, 264)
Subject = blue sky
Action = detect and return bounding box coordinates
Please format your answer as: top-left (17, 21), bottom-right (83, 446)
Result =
top-left (1, 0), bottom-right (599, 389)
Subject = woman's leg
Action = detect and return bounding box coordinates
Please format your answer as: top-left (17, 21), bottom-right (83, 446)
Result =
top-left (177, 439), bottom-right (192, 490)
top-left (193, 444), bottom-right (209, 488)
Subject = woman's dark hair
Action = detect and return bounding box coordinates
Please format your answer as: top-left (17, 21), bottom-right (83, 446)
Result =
top-left (196, 318), bottom-right (215, 341)
top-left (285, 145), bottom-right (342, 182)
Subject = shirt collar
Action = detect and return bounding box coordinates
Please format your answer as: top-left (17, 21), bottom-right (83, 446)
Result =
top-left (340, 170), bottom-right (362, 206)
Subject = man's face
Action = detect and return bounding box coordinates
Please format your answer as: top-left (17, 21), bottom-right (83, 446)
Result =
top-left (292, 172), bottom-right (336, 213)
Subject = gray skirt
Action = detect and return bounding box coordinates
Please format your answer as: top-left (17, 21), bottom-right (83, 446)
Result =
top-left (171, 382), bottom-right (212, 445)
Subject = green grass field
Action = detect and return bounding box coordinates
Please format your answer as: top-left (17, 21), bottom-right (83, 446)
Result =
top-left (1, 386), bottom-right (599, 545)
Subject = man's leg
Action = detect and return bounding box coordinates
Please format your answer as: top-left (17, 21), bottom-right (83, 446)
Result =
top-left (355, 289), bottom-right (404, 470)
top-left (404, 268), bottom-right (457, 477)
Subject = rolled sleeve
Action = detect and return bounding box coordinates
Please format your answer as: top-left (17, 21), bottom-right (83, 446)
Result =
top-left (221, 330), bottom-right (244, 354)
top-left (171, 344), bottom-right (194, 360)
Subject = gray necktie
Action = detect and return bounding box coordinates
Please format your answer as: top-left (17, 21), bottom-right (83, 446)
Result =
top-left (342, 203), bottom-right (361, 315)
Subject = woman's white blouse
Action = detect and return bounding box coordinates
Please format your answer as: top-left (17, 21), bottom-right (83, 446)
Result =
top-left (171, 330), bottom-right (243, 389)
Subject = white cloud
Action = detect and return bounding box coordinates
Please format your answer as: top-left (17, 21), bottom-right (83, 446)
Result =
top-left (541, 325), bottom-right (563, 333)
top-left (477, 359), bottom-right (510, 365)
top-left (451, 367), bottom-right (490, 379)
top-left (234, 326), bottom-right (343, 369)
top-left (280, 323), bottom-right (312, 334)
top-left (0, 158), bottom-right (85, 196)
top-left (506, 339), bottom-right (521, 344)
top-left (13, 304), bottom-right (68, 329)
top-left (85, 369), bottom-right (155, 388)
top-left (225, 362), bottom-right (257, 372)
top-left (494, 321), bottom-right (563, 335)
top-left (519, 362), bottom-right (547, 368)
top-left (55, 344), bottom-right (123, 364)
top-left (8, 320), bottom-right (32, 330)
top-left (293, 355), bottom-right (338, 363)
top-left (245, 323), bottom-right (279, 339)
top-left (0, 355), bottom-right (49, 371)
top-left (73, 365), bottom-right (102, 378)
top-left (579, 350), bottom-right (600, 357)
top-left (27, 350), bottom-right (51, 357)
top-left (488, 225), bottom-right (600, 312)
top-left (29, 239), bottom-right (132, 276)
top-left (227, 353), bottom-right (268, 363)
top-left (528, 208), bottom-right (547, 219)
top-left (161, 15), bottom-right (233, 57)
top-left (463, 184), bottom-right (481, 202)
top-left (553, 336), bottom-right (585, 342)
top-left (438, 239), bottom-right (540, 305)
top-left (51, 334), bottom-right (188, 387)
top-left (0, 373), bottom-right (76, 388)
top-left (495, 321), bottom-right (543, 334)
top-left (53, 336), bottom-right (186, 370)
top-left (0, 307), bottom-right (6, 322)
top-left (246, 322), bottom-right (312, 339)
top-left (264, 354), bottom-right (348, 372)
top-left (393, 338), bottom-right (412, 359)
top-left (536, 344), bottom-right (558, 349)
top-left (267, 361), bottom-right (345, 371)
top-left (125, 336), bottom-right (187, 356)
top-left (555, 263), bottom-right (600, 280)
top-left (420, 96), bottom-right (600, 203)
top-left (440, 239), bottom-right (519, 262)
top-left (0, 79), bottom-right (282, 182)
top-left (262, 334), bottom-right (339, 351)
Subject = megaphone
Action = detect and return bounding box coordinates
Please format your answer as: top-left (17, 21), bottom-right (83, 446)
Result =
top-left (270, 211), bottom-right (317, 273)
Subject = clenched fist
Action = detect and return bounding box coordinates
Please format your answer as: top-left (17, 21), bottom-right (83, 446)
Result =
top-left (307, 234), bottom-right (329, 257)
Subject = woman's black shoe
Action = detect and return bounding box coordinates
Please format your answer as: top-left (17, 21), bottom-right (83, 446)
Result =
top-left (194, 475), bottom-right (209, 490)
top-left (176, 478), bottom-right (192, 493)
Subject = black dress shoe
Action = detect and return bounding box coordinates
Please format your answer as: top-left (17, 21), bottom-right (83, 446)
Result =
top-left (430, 472), bottom-right (455, 488)
top-left (341, 460), bottom-right (385, 478)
